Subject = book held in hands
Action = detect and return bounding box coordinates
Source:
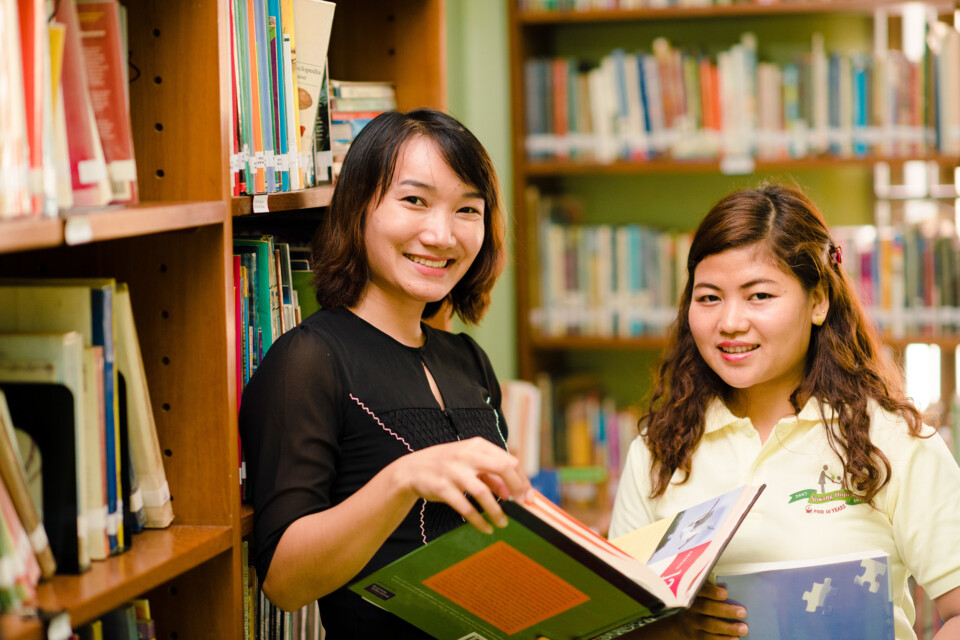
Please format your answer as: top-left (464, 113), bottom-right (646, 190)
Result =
top-left (349, 484), bottom-right (765, 640)
top-left (713, 549), bottom-right (894, 640)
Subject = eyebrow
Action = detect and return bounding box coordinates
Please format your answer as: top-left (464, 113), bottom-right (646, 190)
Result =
top-left (397, 178), bottom-right (483, 200)
top-left (693, 278), bottom-right (779, 290)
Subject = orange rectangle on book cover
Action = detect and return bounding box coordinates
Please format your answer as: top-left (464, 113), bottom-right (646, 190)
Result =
top-left (422, 540), bottom-right (590, 635)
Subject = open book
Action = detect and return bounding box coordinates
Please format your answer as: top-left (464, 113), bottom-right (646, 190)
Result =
top-left (349, 484), bottom-right (765, 640)
top-left (713, 549), bottom-right (894, 640)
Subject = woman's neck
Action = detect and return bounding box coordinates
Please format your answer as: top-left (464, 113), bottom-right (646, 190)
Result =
top-left (728, 388), bottom-right (797, 443)
top-left (348, 289), bottom-right (426, 348)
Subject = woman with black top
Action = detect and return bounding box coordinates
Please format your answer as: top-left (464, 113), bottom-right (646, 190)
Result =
top-left (239, 109), bottom-right (530, 637)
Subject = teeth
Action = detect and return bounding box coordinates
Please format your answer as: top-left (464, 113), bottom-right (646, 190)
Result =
top-left (720, 345), bottom-right (758, 354)
top-left (408, 255), bottom-right (448, 269)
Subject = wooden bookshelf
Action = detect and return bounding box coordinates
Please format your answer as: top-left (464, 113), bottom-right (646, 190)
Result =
top-left (2, 0), bottom-right (448, 638)
top-left (231, 185), bottom-right (334, 216)
top-left (517, 0), bottom-right (956, 23)
top-left (509, 0), bottom-right (960, 381)
top-left (522, 153), bottom-right (960, 177)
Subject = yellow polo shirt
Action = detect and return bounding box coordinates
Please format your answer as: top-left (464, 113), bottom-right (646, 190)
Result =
top-left (609, 397), bottom-right (960, 640)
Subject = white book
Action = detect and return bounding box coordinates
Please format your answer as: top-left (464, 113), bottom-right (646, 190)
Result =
top-left (0, 332), bottom-right (91, 570)
top-left (290, 0), bottom-right (335, 158)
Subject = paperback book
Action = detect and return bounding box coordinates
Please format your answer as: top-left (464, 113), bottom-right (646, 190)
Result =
top-left (350, 484), bottom-right (764, 640)
top-left (714, 549), bottom-right (894, 640)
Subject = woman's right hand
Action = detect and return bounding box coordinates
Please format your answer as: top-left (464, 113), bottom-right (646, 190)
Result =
top-left (634, 582), bottom-right (748, 639)
top-left (389, 436), bottom-right (531, 534)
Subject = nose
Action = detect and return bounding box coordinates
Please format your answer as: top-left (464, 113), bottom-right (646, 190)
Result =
top-left (420, 209), bottom-right (456, 248)
top-left (718, 300), bottom-right (749, 334)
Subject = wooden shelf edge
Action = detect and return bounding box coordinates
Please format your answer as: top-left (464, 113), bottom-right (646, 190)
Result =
top-left (522, 153), bottom-right (960, 177)
top-left (0, 217), bottom-right (64, 255)
top-left (0, 202), bottom-right (228, 255)
top-left (63, 201), bottom-right (228, 245)
top-left (241, 504), bottom-right (254, 538)
top-left (231, 185), bottom-right (335, 216)
top-left (0, 525), bottom-right (234, 638)
top-left (518, 0), bottom-right (953, 23)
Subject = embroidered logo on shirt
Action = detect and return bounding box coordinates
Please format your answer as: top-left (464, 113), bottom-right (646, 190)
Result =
top-left (787, 464), bottom-right (864, 514)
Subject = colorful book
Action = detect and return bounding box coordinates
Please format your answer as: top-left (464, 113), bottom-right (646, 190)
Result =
top-left (115, 284), bottom-right (173, 529)
top-left (0, 0), bottom-right (30, 218)
top-left (53, 0), bottom-right (112, 208)
top-left (0, 332), bottom-right (92, 571)
top-left (350, 484), bottom-right (765, 640)
top-left (290, 0), bottom-right (335, 163)
top-left (0, 280), bottom-right (125, 554)
top-left (0, 389), bottom-right (56, 578)
top-left (234, 236), bottom-right (280, 355)
top-left (75, 0), bottom-right (139, 203)
top-left (17, 0), bottom-right (50, 216)
top-left (0, 382), bottom-right (84, 574)
top-left (714, 550), bottom-right (894, 640)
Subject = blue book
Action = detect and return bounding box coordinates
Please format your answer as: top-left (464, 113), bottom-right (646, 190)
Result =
top-left (253, 0), bottom-right (277, 192)
top-left (266, 0), bottom-right (289, 192)
top-left (715, 550), bottom-right (894, 640)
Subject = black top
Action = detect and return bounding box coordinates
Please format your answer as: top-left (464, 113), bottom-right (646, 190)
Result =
top-left (239, 307), bottom-right (508, 638)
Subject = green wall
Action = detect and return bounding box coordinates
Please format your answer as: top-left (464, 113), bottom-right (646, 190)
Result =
top-left (446, 2), bottom-right (877, 396)
top-left (446, 0), bottom-right (518, 379)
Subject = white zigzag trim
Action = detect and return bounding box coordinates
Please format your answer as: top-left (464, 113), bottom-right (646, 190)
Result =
top-left (349, 393), bottom-right (413, 452)
top-left (349, 394), bottom-right (426, 543)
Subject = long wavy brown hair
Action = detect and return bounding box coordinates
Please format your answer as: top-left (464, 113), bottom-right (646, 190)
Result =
top-left (644, 183), bottom-right (923, 505)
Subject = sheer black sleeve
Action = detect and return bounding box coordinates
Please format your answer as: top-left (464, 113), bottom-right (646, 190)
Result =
top-left (239, 325), bottom-right (342, 581)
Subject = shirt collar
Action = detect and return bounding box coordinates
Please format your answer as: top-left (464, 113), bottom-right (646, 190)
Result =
top-left (703, 396), bottom-right (836, 434)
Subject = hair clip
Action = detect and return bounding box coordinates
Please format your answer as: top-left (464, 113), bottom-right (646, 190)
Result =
top-left (830, 245), bottom-right (842, 265)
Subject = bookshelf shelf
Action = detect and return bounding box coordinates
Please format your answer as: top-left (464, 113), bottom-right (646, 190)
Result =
top-left (531, 333), bottom-right (960, 353)
top-left (63, 202), bottom-right (228, 245)
top-left (231, 185), bottom-right (335, 216)
top-left (0, 218), bottom-right (63, 255)
top-left (0, 203), bottom-right (227, 256)
top-left (241, 504), bottom-right (254, 539)
top-left (1, 526), bottom-right (232, 640)
top-left (522, 154), bottom-right (960, 178)
top-left (517, 0), bottom-right (953, 24)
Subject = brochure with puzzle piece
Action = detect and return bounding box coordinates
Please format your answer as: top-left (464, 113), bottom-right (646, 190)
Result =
top-left (714, 549), bottom-right (894, 640)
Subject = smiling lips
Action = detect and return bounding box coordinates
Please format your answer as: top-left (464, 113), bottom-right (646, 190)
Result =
top-left (406, 254), bottom-right (452, 269)
top-left (719, 343), bottom-right (759, 357)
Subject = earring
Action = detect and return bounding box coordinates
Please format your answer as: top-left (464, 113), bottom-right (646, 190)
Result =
top-left (813, 314), bottom-right (825, 326)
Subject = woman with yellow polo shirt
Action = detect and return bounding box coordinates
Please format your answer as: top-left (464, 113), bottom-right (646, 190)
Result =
top-left (611, 183), bottom-right (960, 640)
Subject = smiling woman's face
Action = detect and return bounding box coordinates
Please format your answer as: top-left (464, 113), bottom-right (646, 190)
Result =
top-left (361, 135), bottom-right (485, 314)
top-left (688, 244), bottom-right (827, 408)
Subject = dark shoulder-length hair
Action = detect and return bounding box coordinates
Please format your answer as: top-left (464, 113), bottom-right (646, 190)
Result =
top-left (644, 183), bottom-right (923, 504)
top-left (309, 108), bottom-right (506, 324)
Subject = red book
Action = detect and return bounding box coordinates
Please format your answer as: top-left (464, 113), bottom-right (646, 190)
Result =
top-left (76, 0), bottom-right (138, 204)
top-left (54, 0), bottom-right (111, 208)
top-left (246, 0), bottom-right (267, 193)
top-left (18, 0), bottom-right (47, 215)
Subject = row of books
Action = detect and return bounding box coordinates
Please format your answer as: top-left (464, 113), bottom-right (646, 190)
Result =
top-left (1, 0), bottom-right (138, 219)
top-left (531, 188), bottom-right (960, 340)
top-left (328, 80), bottom-right (398, 180)
top-left (524, 27), bottom-right (960, 163)
top-left (519, 0), bottom-right (858, 10)
top-left (70, 598), bottom-right (156, 640)
top-left (530, 188), bottom-right (689, 338)
top-left (833, 220), bottom-right (960, 338)
top-left (0, 278), bottom-right (174, 616)
top-left (243, 541), bottom-right (323, 640)
top-left (233, 235), bottom-right (319, 498)
top-left (227, 0), bottom-right (399, 196)
top-left (227, 0), bottom-right (336, 196)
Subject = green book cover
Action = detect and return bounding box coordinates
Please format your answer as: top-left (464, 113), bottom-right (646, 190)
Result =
top-left (350, 485), bottom-right (764, 640)
top-left (234, 236), bottom-right (279, 354)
